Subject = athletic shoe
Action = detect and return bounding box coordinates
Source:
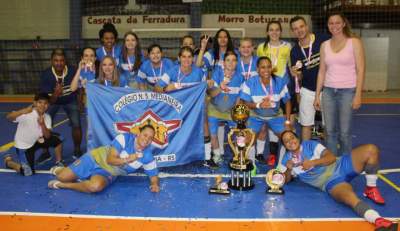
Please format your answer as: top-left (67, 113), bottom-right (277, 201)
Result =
top-left (36, 152), bottom-right (52, 165)
top-left (49, 165), bottom-right (63, 176)
top-left (267, 155), bottom-right (276, 167)
top-left (203, 159), bottom-right (219, 169)
top-left (72, 149), bottom-right (83, 159)
top-left (21, 163), bottom-right (33, 176)
top-left (3, 154), bottom-right (12, 168)
top-left (48, 180), bottom-right (61, 189)
top-left (255, 154), bottom-right (266, 164)
top-left (375, 217), bottom-right (398, 231)
top-left (364, 186), bottom-right (385, 205)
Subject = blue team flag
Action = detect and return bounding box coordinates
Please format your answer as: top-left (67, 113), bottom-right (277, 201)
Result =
top-left (86, 83), bottom-right (206, 167)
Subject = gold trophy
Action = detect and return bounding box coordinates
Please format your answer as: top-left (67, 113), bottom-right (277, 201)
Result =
top-left (209, 175), bottom-right (231, 195)
top-left (265, 169), bottom-right (285, 194)
top-left (227, 104), bottom-right (256, 190)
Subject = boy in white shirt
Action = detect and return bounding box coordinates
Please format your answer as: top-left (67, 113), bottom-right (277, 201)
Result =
top-left (4, 93), bottom-right (63, 176)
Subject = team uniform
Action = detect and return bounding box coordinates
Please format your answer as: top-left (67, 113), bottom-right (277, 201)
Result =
top-left (257, 41), bottom-right (297, 114)
top-left (157, 64), bottom-right (206, 89)
top-left (137, 58), bottom-right (174, 89)
top-left (239, 76), bottom-right (291, 134)
top-left (119, 52), bottom-right (146, 89)
top-left (79, 68), bottom-right (96, 86)
top-left (279, 140), bottom-right (358, 192)
top-left (237, 55), bottom-right (258, 80)
top-left (96, 45), bottom-right (122, 66)
top-left (290, 33), bottom-right (330, 126)
top-left (208, 66), bottom-right (245, 135)
top-left (69, 133), bottom-right (158, 185)
top-left (203, 49), bottom-right (240, 72)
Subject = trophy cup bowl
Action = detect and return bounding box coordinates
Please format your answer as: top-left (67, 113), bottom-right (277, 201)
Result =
top-left (265, 169), bottom-right (285, 194)
top-left (231, 104), bottom-right (250, 127)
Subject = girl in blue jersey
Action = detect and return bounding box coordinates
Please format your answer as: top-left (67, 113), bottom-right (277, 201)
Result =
top-left (238, 38), bottom-right (258, 80)
top-left (256, 21), bottom-right (296, 166)
top-left (48, 125), bottom-right (160, 193)
top-left (70, 47), bottom-right (97, 92)
top-left (96, 23), bottom-right (122, 66)
top-left (199, 28), bottom-right (236, 72)
top-left (207, 51), bottom-right (244, 164)
top-left (98, 56), bottom-right (126, 87)
top-left (239, 57), bottom-right (292, 163)
top-left (280, 130), bottom-right (397, 231)
top-left (156, 46), bottom-right (206, 92)
top-left (120, 31), bottom-right (144, 89)
top-left (137, 44), bottom-right (174, 91)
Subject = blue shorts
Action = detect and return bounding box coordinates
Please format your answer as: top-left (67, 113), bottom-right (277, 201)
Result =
top-left (208, 116), bottom-right (236, 136)
top-left (248, 116), bottom-right (286, 134)
top-left (68, 153), bottom-right (116, 184)
top-left (325, 154), bottom-right (359, 192)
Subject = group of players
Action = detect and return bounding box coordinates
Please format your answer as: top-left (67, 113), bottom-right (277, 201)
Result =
top-left (3, 13), bottom-right (397, 230)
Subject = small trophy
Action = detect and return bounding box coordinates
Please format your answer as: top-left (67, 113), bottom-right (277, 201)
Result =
top-left (209, 175), bottom-right (231, 195)
top-left (227, 104), bottom-right (256, 191)
top-left (265, 169), bottom-right (285, 194)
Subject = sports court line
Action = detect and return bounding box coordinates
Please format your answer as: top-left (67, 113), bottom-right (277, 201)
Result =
top-left (0, 118), bottom-right (69, 152)
top-left (1, 211), bottom-right (399, 222)
top-left (378, 173), bottom-right (400, 192)
top-left (0, 168), bottom-right (398, 179)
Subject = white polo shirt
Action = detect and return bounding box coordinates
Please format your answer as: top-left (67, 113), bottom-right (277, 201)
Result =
top-left (14, 109), bottom-right (52, 149)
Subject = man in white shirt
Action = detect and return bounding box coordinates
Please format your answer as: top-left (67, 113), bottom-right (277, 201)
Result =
top-left (4, 93), bottom-right (63, 176)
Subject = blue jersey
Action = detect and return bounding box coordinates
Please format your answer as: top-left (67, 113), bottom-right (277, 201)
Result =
top-left (239, 76), bottom-right (290, 117)
top-left (96, 45), bottom-right (122, 66)
top-left (138, 58), bottom-right (174, 87)
top-left (157, 65), bottom-right (206, 88)
top-left (290, 33), bottom-right (330, 91)
top-left (237, 55), bottom-right (258, 80)
top-left (203, 49), bottom-right (240, 71)
top-left (92, 133), bottom-right (158, 177)
top-left (96, 79), bottom-right (128, 88)
top-left (119, 51), bottom-right (146, 88)
top-left (80, 69), bottom-right (96, 87)
top-left (210, 66), bottom-right (244, 112)
top-left (280, 140), bottom-right (338, 191)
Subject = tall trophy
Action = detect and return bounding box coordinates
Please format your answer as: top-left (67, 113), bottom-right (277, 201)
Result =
top-left (227, 104), bottom-right (256, 190)
top-left (265, 169), bottom-right (285, 194)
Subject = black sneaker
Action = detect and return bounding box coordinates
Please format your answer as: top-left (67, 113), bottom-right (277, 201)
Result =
top-left (255, 154), bottom-right (266, 163)
top-left (36, 152), bottom-right (52, 165)
top-left (203, 159), bottom-right (219, 169)
top-left (72, 149), bottom-right (83, 159)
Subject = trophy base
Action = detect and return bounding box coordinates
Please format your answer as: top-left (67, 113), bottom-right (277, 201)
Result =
top-left (266, 187), bottom-right (285, 195)
top-left (229, 161), bottom-right (253, 171)
top-left (208, 187), bottom-right (231, 195)
top-left (228, 179), bottom-right (255, 191)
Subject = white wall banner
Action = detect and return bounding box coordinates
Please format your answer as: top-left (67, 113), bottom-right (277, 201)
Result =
top-left (82, 15), bottom-right (191, 38)
top-left (201, 14), bottom-right (312, 38)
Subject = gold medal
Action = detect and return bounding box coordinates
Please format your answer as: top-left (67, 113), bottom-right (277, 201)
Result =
top-left (38, 137), bottom-right (45, 143)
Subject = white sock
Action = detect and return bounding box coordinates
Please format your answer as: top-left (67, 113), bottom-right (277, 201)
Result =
top-left (277, 145), bottom-right (286, 170)
top-left (249, 146), bottom-right (256, 163)
top-left (364, 209), bottom-right (380, 224)
top-left (217, 126), bottom-right (225, 155)
top-left (212, 148), bottom-right (222, 162)
top-left (269, 130), bottom-right (278, 142)
top-left (366, 174), bottom-right (378, 187)
top-left (256, 139), bottom-right (265, 155)
top-left (204, 142), bottom-right (211, 160)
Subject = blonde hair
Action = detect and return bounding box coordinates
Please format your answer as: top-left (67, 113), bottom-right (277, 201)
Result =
top-left (239, 37), bottom-right (253, 47)
top-left (98, 56), bottom-right (120, 87)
